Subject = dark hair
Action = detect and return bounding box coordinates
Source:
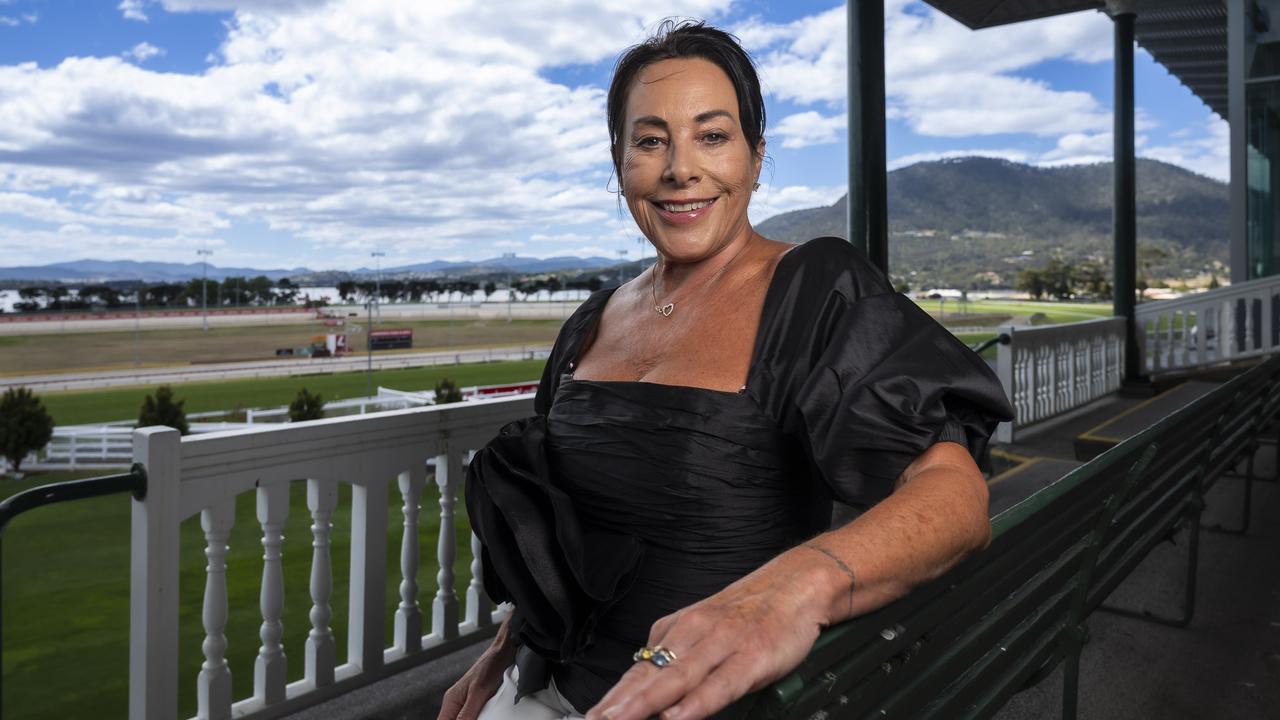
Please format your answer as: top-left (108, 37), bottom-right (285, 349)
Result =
top-left (606, 19), bottom-right (766, 183)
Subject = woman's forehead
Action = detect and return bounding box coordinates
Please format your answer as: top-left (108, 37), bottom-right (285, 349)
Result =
top-left (626, 58), bottom-right (739, 124)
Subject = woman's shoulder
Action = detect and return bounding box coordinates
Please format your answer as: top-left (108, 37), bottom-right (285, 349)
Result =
top-left (770, 236), bottom-right (893, 302)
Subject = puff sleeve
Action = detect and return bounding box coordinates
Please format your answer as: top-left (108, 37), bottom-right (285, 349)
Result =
top-left (790, 288), bottom-right (1013, 509)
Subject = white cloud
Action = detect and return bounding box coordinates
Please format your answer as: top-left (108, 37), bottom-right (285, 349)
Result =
top-left (124, 42), bottom-right (166, 63)
top-left (1140, 114), bottom-right (1229, 181)
top-left (888, 149), bottom-right (1031, 170)
top-left (0, 1), bottom-right (736, 265)
top-left (775, 111), bottom-right (845, 149)
top-left (737, 3), bottom-right (1113, 140)
top-left (0, 15), bottom-right (18, 27)
top-left (749, 184), bottom-right (846, 224)
top-left (119, 0), bottom-right (149, 22)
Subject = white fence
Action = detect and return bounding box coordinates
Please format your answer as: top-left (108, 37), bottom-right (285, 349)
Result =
top-left (129, 395), bottom-right (532, 720)
top-left (1136, 274), bottom-right (1280, 374)
top-left (995, 317), bottom-right (1127, 443)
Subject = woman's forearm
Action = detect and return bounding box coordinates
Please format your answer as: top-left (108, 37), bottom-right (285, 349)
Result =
top-left (785, 442), bottom-right (992, 627)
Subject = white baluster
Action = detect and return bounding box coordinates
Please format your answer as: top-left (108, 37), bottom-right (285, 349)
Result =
top-left (348, 475), bottom-right (388, 671)
top-left (395, 467), bottom-right (427, 653)
top-left (305, 478), bottom-right (338, 688)
top-left (464, 531), bottom-right (492, 632)
top-left (433, 450), bottom-right (460, 640)
top-left (198, 499), bottom-right (235, 720)
top-left (254, 483), bottom-right (289, 705)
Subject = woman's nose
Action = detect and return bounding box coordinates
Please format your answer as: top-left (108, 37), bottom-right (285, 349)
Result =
top-left (662, 140), bottom-right (699, 186)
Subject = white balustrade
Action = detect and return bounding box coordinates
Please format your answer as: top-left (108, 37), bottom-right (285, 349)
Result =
top-left (1136, 275), bottom-right (1280, 373)
top-left (995, 318), bottom-right (1127, 443)
top-left (128, 396), bottom-right (530, 720)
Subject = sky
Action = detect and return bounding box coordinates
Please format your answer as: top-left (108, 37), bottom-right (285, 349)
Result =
top-left (0, 0), bottom-right (1229, 271)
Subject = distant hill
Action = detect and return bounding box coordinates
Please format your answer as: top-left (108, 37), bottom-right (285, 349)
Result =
top-left (0, 255), bottom-right (620, 284)
top-left (755, 157), bottom-right (1229, 288)
top-left (0, 259), bottom-right (307, 283)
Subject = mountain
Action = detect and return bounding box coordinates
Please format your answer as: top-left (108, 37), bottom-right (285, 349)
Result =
top-left (375, 255), bottom-right (617, 275)
top-left (755, 157), bottom-right (1229, 288)
top-left (0, 260), bottom-right (307, 283)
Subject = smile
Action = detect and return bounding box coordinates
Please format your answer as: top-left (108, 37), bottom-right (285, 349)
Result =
top-left (651, 196), bottom-right (719, 225)
top-left (658, 198), bottom-right (715, 212)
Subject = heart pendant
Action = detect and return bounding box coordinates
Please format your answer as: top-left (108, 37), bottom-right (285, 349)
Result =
top-left (655, 303), bottom-right (674, 317)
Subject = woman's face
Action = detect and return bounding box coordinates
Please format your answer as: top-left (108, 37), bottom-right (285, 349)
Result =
top-left (620, 57), bottom-right (762, 264)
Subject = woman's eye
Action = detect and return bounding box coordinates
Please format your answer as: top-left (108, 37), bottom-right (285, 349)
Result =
top-left (635, 137), bottom-right (664, 148)
top-left (703, 132), bottom-right (727, 144)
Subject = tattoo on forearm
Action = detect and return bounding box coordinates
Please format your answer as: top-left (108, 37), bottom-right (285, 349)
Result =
top-left (801, 543), bottom-right (857, 619)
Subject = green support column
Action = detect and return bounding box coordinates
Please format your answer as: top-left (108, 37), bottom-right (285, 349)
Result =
top-left (1112, 7), bottom-right (1140, 381)
top-left (847, 0), bottom-right (889, 274)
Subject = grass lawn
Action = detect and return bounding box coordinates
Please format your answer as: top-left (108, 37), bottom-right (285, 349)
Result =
top-left (912, 298), bottom-right (1113, 325)
top-left (2, 468), bottom-right (476, 720)
top-left (0, 318), bottom-right (562, 376)
top-left (37, 358), bottom-right (548, 426)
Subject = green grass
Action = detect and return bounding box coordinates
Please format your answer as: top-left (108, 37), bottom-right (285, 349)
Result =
top-left (912, 298), bottom-right (1113, 326)
top-left (39, 358), bottom-right (547, 426)
top-left (2, 468), bottom-right (476, 720)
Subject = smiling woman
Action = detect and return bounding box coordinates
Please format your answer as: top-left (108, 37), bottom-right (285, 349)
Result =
top-left (441, 20), bottom-right (1013, 720)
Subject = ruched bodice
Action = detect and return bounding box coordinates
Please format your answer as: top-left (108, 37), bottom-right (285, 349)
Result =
top-left (465, 237), bottom-right (1015, 711)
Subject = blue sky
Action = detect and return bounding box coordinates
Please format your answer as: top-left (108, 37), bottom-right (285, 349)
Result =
top-left (0, 0), bottom-right (1228, 271)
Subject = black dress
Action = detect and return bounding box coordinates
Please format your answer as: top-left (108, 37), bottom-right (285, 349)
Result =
top-left (465, 237), bottom-right (1014, 711)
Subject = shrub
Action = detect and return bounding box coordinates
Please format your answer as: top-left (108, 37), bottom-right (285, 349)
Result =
top-left (288, 387), bottom-right (326, 422)
top-left (0, 388), bottom-right (55, 475)
top-left (433, 377), bottom-right (463, 405)
top-left (137, 385), bottom-right (190, 435)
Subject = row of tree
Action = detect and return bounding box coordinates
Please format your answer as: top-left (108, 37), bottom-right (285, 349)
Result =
top-left (1012, 245), bottom-right (1221, 302)
top-left (333, 275), bottom-right (605, 304)
top-left (9, 276), bottom-right (304, 313)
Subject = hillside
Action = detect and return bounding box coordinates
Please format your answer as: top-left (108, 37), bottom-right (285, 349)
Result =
top-left (755, 157), bottom-right (1229, 289)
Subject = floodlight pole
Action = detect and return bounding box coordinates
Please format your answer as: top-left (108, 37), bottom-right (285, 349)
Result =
top-left (366, 300), bottom-right (374, 400)
top-left (197, 248), bottom-right (213, 332)
top-left (371, 250), bottom-right (385, 325)
top-left (503, 252), bottom-right (516, 323)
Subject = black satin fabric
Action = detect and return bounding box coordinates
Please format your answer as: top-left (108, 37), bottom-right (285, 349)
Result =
top-left (465, 237), bottom-right (1014, 711)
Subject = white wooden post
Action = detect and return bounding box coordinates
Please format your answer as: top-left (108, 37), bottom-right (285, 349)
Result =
top-left (305, 478), bottom-right (338, 687)
top-left (129, 427), bottom-right (182, 720)
top-left (348, 476), bottom-right (388, 671)
top-left (254, 482), bottom-right (289, 706)
top-left (463, 532), bottom-right (492, 631)
top-left (198, 499), bottom-right (235, 720)
top-left (394, 467), bottom-right (426, 654)
top-left (432, 450), bottom-right (460, 639)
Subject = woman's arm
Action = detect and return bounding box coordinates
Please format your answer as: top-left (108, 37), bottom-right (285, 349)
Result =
top-left (437, 613), bottom-right (519, 720)
top-left (584, 441), bottom-right (990, 720)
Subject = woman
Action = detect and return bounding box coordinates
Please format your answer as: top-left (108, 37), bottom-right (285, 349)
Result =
top-left (442, 20), bottom-right (1012, 720)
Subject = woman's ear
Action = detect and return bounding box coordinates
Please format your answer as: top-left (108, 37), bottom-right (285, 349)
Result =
top-left (754, 137), bottom-right (766, 177)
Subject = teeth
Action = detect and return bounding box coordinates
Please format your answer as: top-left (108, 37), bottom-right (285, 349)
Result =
top-left (661, 199), bottom-right (714, 213)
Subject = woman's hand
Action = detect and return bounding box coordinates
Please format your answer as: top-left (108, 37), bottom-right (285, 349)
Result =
top-left (438, 617), bottom-right (518, 720)
top-left (585, 552), bottom-right (840, 720)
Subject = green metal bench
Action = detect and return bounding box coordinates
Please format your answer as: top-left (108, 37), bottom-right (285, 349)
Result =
top-left (738, 354), bottom-right (1280, 720)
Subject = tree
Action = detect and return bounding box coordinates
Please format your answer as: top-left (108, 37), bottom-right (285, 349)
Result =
top-left (336, 280), bottom-right (358, 302)
top-left (433, 377), bottom-right (463, 405)
top-left (137, 385), bottom-right (190, 434)
top-left (1208, 274), bottom-right (1221, 290)
top-left (483, 280), bottom-right (497, 298)
top-left (0, 388), bottom-right (54, 476)
top-left (1015, 268), bottom-right (1047, 300)
top-left (288, 387), bottom-right (326, 422)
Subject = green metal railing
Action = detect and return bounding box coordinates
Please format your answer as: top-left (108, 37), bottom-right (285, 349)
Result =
top-left (0, 465), bottom-right (146, 720)
top-left (970, 332), bottom-right (1011, 356)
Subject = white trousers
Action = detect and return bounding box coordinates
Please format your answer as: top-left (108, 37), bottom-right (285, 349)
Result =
top-left (477, 664), bottom-right (585, 720)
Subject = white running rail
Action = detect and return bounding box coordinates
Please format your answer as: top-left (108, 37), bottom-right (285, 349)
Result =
top-left (995, 318), bottom-right (1127, 443)
top-left (1135, 275), bottom-right (1280, 373)
top-left (128, 395), bottom-right (531, 720)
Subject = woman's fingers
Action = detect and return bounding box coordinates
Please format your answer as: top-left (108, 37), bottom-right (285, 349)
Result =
top-left (589, 623), bottom-right (739, 720)
top-left (437, 685), bottom-right (466, 720)
top-left (658, 653), bottom-right (758, 720)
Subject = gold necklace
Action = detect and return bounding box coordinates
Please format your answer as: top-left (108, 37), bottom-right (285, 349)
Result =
top-left (650, 240), bottom-right (753, 317)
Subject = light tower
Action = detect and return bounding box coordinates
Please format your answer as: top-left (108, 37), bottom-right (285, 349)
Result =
top-left (371, 250), bottom-right (385, 324)
top-left (197, 248), bottom-right (213, 331)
